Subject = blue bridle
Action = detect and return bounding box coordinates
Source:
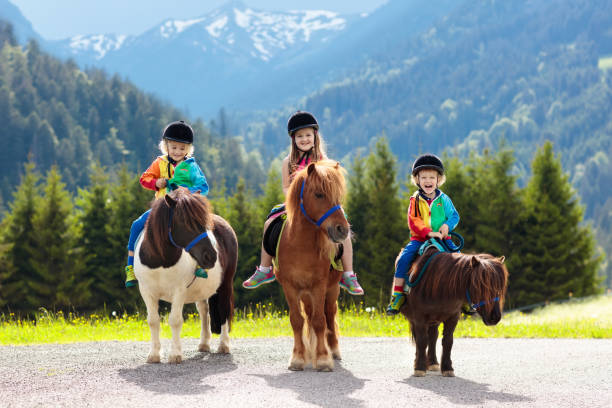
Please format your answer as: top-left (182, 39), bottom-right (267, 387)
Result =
top-left (167, 206), bottom-right (209, 251)
top-left (466, 288), bottom-right (500, 311)
top-left (299, 178), bottom-right (342, 227)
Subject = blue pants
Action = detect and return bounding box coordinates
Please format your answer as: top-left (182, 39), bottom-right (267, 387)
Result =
top-left (127, 209), bottom-right (150, 251)
top-left (394, 240), bottom-right (422, 279)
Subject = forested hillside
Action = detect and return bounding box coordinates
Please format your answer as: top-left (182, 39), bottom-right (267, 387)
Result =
top-left (0, 21), bottom-right (265, 211)
top-left (244, 0), bottom-right (612, 285)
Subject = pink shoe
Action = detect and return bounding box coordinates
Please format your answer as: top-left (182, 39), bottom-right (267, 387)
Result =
top-left (242, 266), bottom-right (275, 289)
top-left (339, 274), bottom-right (364, 295)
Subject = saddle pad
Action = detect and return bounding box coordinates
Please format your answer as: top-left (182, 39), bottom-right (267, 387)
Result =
top-left (263, 214), bottom-right (286, 257)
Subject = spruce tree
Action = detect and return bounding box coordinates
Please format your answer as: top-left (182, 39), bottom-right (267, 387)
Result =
top-left (345, 155), bottom-right (369, 266)
top-left (0, 162), bottom-right (40, 311)
top-left (76, 163), bottom-right (114, 309)
top-left (30, 166), bottom-right (89, 309)
top-left (107, 165), bottom-right (150, 310)
top-left (510, 142), bottom-right (602, 307)
top-left (361, 137), bottom-right (408, 306)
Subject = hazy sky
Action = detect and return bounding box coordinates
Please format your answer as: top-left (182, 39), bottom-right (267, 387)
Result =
top-left (9, 0), bottom-right (388, 40)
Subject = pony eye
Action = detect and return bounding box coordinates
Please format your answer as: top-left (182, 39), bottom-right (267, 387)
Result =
top-left (315, 192), bottom-right (324, 199)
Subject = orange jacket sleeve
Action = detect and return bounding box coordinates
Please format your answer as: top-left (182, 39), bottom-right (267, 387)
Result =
top-left (140, 158), bottom-right (162, 191)
top-left (408, 196), bottom-right (432, 240)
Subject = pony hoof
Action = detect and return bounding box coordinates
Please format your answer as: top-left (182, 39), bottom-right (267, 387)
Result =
top-left (442, 370), bottom-right (455, 377)
top-left (168, 354), bottom-right (182, 364)
top-left (217, 344), bottom-right (230, 354)
top-left (317, 365), bottom-right (333, 372)
top-left (288, 357), bottom-right (305, 371)
top-left (413, 370), bottom-right (426, 377)
top-left (331, 348), bottom-right (342, 360)
top-left (427, 364), bottom-right (440, 371)
top-left (146, 354), bottom-right (161, 364)
top-left (198, 343), bottom-right (211, 353)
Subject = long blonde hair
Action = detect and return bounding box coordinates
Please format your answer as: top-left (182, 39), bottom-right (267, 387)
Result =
top-left (288, 128), bottom-right (326, 175)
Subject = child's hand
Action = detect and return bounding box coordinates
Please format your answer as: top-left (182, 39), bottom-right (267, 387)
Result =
top-left (427, 231), bottom-right (443, 239)
top-left (438, 224), bottom-right (449, 238)
top-left (155, 178), bottom-right (167, 189)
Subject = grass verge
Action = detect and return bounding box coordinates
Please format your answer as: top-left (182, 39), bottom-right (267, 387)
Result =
top-left (1, 295), bottom-right (610, 345)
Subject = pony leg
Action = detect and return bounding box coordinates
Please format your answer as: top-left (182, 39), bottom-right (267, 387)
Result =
top-left (217, 321), bottom-right (230, 354)
top-left (412, 323), bottom-right (428, 376)
top-left (441, 315), bottom-right (459, 377)
top-left (311, 289), bottom-right (333, 372)
top-left (143, 294), bottom-right (161, 364)
top-left (195, 300), bottom-right (211, 353)
top-left (324, 284), bottom-right (341, 360)
top-left (167, 300), bottom-right (185, 364)
top-left (285, 290), bottom-right (306, 371)
top-left (427, 324), bottom-right (440, 371)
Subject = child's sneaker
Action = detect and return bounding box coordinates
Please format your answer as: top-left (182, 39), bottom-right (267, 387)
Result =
top-left (125, 265), bottom-right (137, 288)
top-left (385, 293), bottom-right (405, 315)
top-left (339, 274), bottom-right (364, 295)
top-left (242, 266), bottom-right (275, 289)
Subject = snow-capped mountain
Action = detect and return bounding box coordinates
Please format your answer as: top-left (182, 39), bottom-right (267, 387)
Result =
top-left (42, 1), bottom-right (360, 115)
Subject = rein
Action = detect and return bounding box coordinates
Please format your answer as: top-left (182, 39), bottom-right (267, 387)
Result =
top-left (167, 206), bottom-right (209, 251)
top-left (405, 232), bottom-right (464, 289)
top-left (299, 178), bottom-right (342, 227)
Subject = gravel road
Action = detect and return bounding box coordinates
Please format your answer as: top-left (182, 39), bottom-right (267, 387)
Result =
top-left (1, 337), bottom-right (611, 407)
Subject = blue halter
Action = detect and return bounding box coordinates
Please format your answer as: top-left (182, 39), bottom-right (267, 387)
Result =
top-left (299, 178), bottom-right (342, 227)
top-left (466, 288), bottom-right (500, 311)
top-left (168, 206), bottom-right (209, 251)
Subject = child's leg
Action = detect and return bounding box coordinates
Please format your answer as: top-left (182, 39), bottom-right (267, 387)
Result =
top-left (243, 217), bottom-right (276, 289)
top-left (125, 209), bottom-right (150, 287)
top-left (339, 235), bottom-right (364, 295)
top-left (386, 241), bottom-right (421, 314)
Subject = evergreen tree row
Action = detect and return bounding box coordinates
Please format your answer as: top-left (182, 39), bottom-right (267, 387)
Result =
top-left (0, 139), bottom-right (604, 314)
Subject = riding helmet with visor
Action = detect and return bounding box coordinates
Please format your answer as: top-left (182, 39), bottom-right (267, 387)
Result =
top-left (411, 154), bottom-right (444, 176)
top-left (287, 111), bottom-right (319, 136)
top-left (162, 120), bottom-right (194, 144)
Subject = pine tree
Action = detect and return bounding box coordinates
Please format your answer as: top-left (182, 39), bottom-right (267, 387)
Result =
top-left (107, 165), bottom-right (150, 310)
top-left (75, 163), bottom-right (114, 309)
top-left (257, 164), bottom-right (284, 220)
top-left (345, 154), bottom-right (369, 272)
top-left (510, 142), bottom-right (602, 307)
top-left (0, 162), bottom-right (40, 311)
top-left (30, 166), bottom-right (88, 310)
top-left (361, 137), bottom-right (408, 306)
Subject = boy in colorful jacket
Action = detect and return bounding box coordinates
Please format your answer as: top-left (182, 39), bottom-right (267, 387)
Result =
top-left (386, 154), bottom-right (460, 315)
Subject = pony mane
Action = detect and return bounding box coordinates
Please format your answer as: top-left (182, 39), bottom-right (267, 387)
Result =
top-left (412, 249), bottom-right (508, 307)
top-left (147, 189), bottom-right (213, 256)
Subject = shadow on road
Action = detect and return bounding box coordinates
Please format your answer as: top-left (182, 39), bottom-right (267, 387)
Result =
top-left (401, 374), bottom-right (533, 405)
top-left (252, 361), bottom-right (367, 408)
top-left (118, 351), bottom-right (238, 395)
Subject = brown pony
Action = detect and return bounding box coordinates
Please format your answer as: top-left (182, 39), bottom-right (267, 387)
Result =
top-left (400, 248), bottom-right (508, 377)
top-left (276, 160), bottom-right (349, 371)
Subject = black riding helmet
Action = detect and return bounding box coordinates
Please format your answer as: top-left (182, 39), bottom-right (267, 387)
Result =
top-left (411, 154), bottom-right (444, 176)
top-left (163, 120), bottom-right (194, 144)
top-left (287, 111), bottom-right (319, 136)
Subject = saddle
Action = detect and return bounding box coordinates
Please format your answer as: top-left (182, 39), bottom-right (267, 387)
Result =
top-left (265, 215), bottom-right (344, 271)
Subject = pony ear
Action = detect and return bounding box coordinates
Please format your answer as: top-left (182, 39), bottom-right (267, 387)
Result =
top-left (165, 194), bottom-right (177, 208)
top-left (334, 161), bottom-right (340, 169)
top-left (470, 256), bottom-right (480, 268)
top-left (498, 255), bottom-right (506, 264)
top-left (307, 162), bottom-right (316, 175)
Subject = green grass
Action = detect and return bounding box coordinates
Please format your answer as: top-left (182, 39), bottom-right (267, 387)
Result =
top-left (1, 295), bottom-right (611, 345)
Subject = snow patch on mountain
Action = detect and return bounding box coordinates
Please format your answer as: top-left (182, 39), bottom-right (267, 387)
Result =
top-left (68, 34), bottom-right (128, 59)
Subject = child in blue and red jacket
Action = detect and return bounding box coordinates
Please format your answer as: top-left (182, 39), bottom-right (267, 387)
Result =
top-left (386, 154), bottom-right (460, 315)
top-left (124, 121), bottom-right (209, 287)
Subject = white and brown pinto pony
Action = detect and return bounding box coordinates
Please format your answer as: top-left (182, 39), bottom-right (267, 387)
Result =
top-left (134, 188), bottom-right (237, 363)
top-left (276, 160), bottom-right (349, 371)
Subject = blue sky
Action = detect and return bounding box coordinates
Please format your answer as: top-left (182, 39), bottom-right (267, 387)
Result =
top-left (10, 0), bottom-right (388, 40)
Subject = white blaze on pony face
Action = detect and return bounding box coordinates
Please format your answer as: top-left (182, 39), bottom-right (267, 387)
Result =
top-left (417, 169), bottom-right (440, 197)
top-left (293, 127), bottom-right (315, 152)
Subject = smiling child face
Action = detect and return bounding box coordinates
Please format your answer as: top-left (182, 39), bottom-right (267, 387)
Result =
top-left (417, 169), bottom-right (440, 196)
top-left (167, 140), bottom-right (189, 162)
top-left (293, 127), bottom-right (315, 152)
